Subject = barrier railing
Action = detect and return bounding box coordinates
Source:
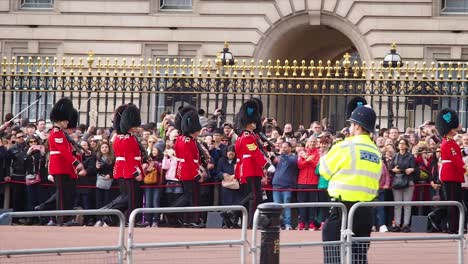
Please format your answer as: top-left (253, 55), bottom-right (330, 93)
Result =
top-left (0, 209), bottom-right (126, 264)
top-left (250, 202), bottom-right (347, 264)
top-left (347, 201), bottom-right (466, 264)
top-left (127, 205), bottom-right (248, 264)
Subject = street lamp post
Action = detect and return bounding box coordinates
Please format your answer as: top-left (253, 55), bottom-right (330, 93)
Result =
top-left (383, 43), bottom-right (403, 128)
top-left (217, 41), bottom-right (235, 118)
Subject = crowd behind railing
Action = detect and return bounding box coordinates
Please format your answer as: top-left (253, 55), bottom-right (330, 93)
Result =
top-left (0, 109), bottom-right (467, 231)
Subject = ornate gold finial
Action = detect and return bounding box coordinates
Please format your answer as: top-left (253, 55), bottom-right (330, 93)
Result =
top-left (391, 42), bottom-right (397, 50)
top-left (224, 41), bottom-right (229, 49)
top-left (87, 50), bottom-right (95, 68)
top-left (342, 53), bottom-right (351, 69)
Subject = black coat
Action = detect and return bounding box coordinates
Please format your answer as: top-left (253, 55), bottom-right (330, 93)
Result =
top-left (78, 153), bottom-right (97, 186)
top-left (389, 151), bottom-right (419, 182)
top-left (216, 156), bottom-right (235, 181)
top-left (0, 146), bottom-right (11, 181)
top-left (96, 156), bottom-right (114, 178)
top-left (8, 143), bottom-right (27, 175)
top-left (24, 150), bottom-right (43, 175)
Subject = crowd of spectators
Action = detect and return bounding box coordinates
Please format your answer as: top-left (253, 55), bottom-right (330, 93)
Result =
top-left (0, 109), bottom-right (467, 232)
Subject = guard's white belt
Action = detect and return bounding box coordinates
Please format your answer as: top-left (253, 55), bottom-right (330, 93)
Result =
top-left (116, 157), bottom-right (125, 161)
top-left (440, 160), bottom-right (452, 164)
top-left (134, 157), bottom-right (141, 161)
top-left (242, 154), bottom-right (251, 158)
top-left (50, 151), bottom-right (61, 155)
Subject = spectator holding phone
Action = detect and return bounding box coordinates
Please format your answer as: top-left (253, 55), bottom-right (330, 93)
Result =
top-left (94, 142), bottom-right (115, 227)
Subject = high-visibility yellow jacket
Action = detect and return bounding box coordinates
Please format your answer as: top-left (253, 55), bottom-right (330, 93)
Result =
top-left (319, 135), bottom-right (382, 202)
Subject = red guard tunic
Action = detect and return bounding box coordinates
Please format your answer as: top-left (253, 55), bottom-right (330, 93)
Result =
top-left (439, 137), bottom-right (466, 183)
top-left (235, 130), bottom-right (268, 184)
top-left (113, 134), bottom-right (144, 179)
top-left (174, 135), bottom-right (200, 181)
top-left (48, 126), bottom-right (79, 178)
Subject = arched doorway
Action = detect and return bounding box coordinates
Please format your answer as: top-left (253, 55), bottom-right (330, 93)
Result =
top-left (254, 13), bottom-right (370, 131)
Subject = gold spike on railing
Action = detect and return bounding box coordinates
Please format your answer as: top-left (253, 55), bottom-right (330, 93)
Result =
top-left (325, 60), bottom-right (332, 78)
top-left (317, 60), bottom-right (323, 77)
top-left (309, 60), bottom-right (315, 77)
top-left (0, 55), bottom-right (467, 83)
top-left (300, 60), bottom-right (306, 77)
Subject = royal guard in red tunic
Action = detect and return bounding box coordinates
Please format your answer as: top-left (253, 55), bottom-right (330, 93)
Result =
top-left (37, 107), bottom-right (85, 215)
top-left (103, 104), bottom-right (144, 222)
top-left (171, 106), bottom-right (203, 225)
top-left (428, 108), bottom-right (468, 233)
top-left (48, 98), bottom-right (85, 220)
top-left (235, 99), bottom-right (268, 226)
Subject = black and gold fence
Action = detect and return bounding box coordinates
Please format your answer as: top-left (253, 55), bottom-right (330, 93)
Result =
top-left (1, 52), bottom-right (467, 132)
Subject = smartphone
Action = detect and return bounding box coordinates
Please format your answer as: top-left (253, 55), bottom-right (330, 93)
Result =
top-left (93, 135), bottom-right (102, 140)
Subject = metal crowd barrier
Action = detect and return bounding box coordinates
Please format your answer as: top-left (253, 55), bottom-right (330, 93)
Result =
top-left (0, 209), bottom-right (126, 264)
top-left (250, 202), bottom-right (348, 264)
top-left (347, 201), bottom-right (466, 264)
top-left (127, 205), bottom-right (248, 264)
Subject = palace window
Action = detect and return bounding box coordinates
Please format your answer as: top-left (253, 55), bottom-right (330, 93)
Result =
top-left (20, 0), bottom-right (54, 9)
top-left (160, 0), bottom-right (192, 10)
top-left (441, 0), bottom-right (468, 14)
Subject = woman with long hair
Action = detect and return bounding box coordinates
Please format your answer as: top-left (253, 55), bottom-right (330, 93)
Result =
top-left (94, 141), bottom-right (115, 227)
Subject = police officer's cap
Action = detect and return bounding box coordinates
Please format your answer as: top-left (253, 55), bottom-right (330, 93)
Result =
top-left (347, 105), bottom-right (376, 134)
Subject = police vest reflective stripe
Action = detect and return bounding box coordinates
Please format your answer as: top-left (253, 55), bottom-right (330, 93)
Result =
top-left (319, 135), bottom-right (382, 202)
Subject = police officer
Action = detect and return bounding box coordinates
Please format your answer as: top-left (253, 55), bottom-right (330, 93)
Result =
top-left (319, 105), bottom-right (382, 264)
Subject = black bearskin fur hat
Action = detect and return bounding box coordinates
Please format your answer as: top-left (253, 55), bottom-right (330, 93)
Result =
top-left (346, 96), bottom-right (368, 118)
top-left (237, 99), bottom-right (262, 129)
top-left (179, 107), bottom-right (202, 136)
top-left (50, 98), bottom-right (74, 122)
top-left (67, 108), bottom-right (79, 129)
top-left (175, 106), bottom-right (197, 132)
top-left (119, 104), bottom-right (141, 134)
top-left (436, 108), bottom-right (459, 136)
top-left (113, 104), bottom-right (128, 134)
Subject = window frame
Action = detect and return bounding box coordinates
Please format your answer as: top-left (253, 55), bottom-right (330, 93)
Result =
top-left (440, 0), bottom-right (468, 14)
top-left (19, 0), bottom-right (54, 10)
top-left (159, 0), bottom-right (193, 11)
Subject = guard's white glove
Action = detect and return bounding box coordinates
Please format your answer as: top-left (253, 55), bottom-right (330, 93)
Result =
top-left (267, 165), bottom-right (276, 174)
top-left (47, 175), bottom-right (55, 183)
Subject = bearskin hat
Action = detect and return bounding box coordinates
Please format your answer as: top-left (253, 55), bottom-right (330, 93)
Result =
top-left (436, 108), bottom-right (459, 136)
top-left (175, 106), bottom-right (197, 132)
top-left (119, 104), bottom-right (141, 134)
top-left (180, 108), bottom-right (202, 136)
top-left (67, 108), bottom-right (79, 129)
top-left (347, 96), bottom-right (368, 118)
top-left (237, 99), bottom-right (262, 129)
top-left (50, 98), bottom-right (74, 122)
top-left (252, 97), bottom-right (263, 116)
top-left (113, 104), bottom-right (128, 134)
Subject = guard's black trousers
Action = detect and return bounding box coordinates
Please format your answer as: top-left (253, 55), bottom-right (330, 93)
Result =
top-left (53, 174), bottom-right (77, 224)
top-left (171, 180), bottom-right (200, 223)
top-left (430, 181), bottom-right (462, 233)
top-left (322, 202), bottom-right (373, 264)
top-left (238, 177), bottom-right (263, 226)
